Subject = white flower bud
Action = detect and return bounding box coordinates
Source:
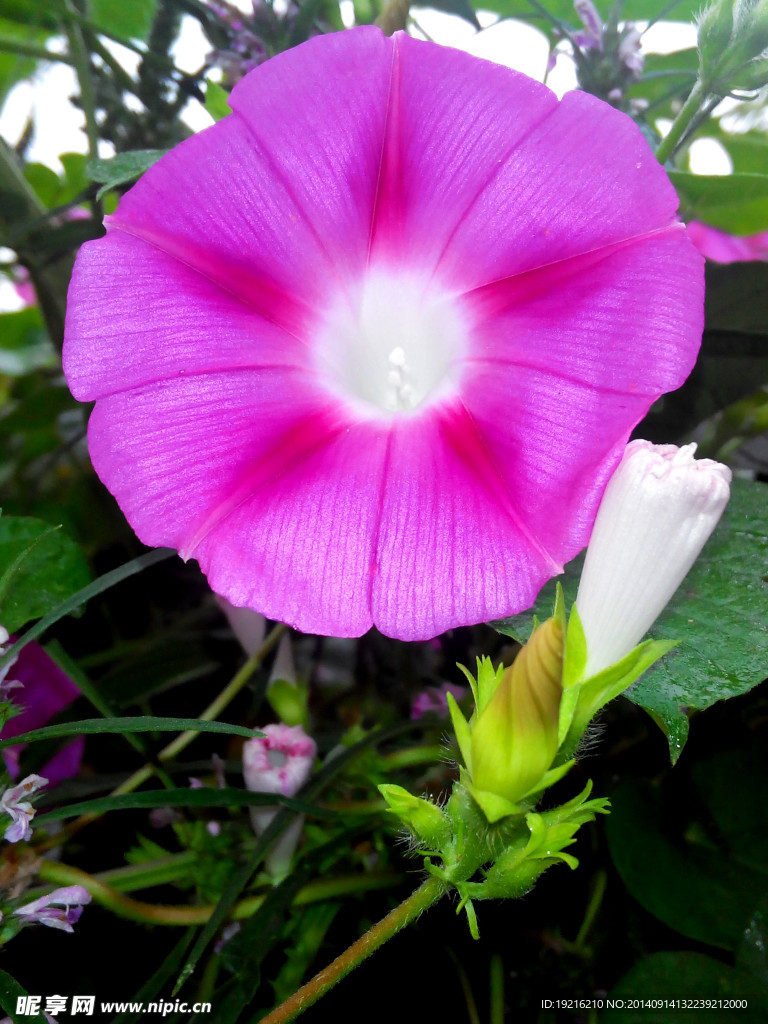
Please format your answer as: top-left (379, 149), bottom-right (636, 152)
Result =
top-left (575, 441), bottom-right (731, 679)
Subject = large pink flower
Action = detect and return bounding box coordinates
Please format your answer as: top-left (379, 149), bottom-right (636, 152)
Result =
top-left (63, 28), bottom-right (703, 641)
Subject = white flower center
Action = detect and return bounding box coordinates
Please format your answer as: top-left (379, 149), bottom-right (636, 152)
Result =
top-left (314, 271), bottom-right (468, 415)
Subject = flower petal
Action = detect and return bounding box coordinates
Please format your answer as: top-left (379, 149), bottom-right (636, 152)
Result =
top-left (368, 32), bottom-right (557, 269)
top-left (64, 231), bottom-right (309, 402)
top-left (86, 370), bottom-right (341, 553)
top-left (435, 89), bottom-right (684, 290)
top-left (193, 418), bottom-right (391, 637)
top-left (108, 27), bottom-right (395, 321)
top-left (371, 403), bottom-right (561, 640)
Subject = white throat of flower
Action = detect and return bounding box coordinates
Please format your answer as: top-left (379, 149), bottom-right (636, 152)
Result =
top-left (315, 271), bottom-right (468, 415)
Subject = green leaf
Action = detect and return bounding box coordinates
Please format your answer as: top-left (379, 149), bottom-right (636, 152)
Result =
top-left (494, 479), bottom-right (768, 761)
top-left (204, 80), bottom-right (231, 122)
top-left (669, 170), bottom-right (768, 235)
top-left (0, 716), bottom-right (264, 750)
top-left (0, 967), bottom-right (49, 1024)
top-left (605, 952), bottom-right (764, 1021)
top-left (630, 478), bottom-right (768, 759)
top-left (737, 896), bottom-right (768, 988)
top-left (35, 786), bottom-right (333, 825)
top-left (0, 307), bottom-right (57, 376)
top-left (87, 0), bottom-right (157, 41)
top-left (0, 514), bottom-right (90, 633)
top-left (0, 548), bottom-right (174, 676)
top-left (625, 49), bottom-right (699, 118)
top-left (423, 0), bottom-right (480, 26)
top-left (477, 0), bottom-right (700, 38)
top-left (86, 149), bottom-right (167, 199)
top-left (606, 780), bottom-right (768, 950)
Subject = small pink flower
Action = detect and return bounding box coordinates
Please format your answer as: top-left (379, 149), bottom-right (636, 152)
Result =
top-left (64, 28), bottom-right (703, 640)
top-left (687, 221), bottom-right (768, 264)
top-left (0, 774), bottom-right (47, 843)
top-left (14, 885), bottom-right (91, 933)
top-left (243, 723), bottom-right (316, 799)
top-left (411, 681), bottom-right (468, 719)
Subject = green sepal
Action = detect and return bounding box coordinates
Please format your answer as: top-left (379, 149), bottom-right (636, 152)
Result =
top-left (378, 784), bottom-right (452, 850)
top-left (266, 678), bottom-right (308, 729)
top-left (519, 759), bottom-right (574, 801)
top-left (465, 783), bottom-right (523, 824)
top-left (446, 691), bottom-right (473, 772)
top-left (563, 601), bottom-right (587, 689)
top-left (456, 656), bottom-right (505, 717)
top-left (567, 637), bottom-right (678, 750)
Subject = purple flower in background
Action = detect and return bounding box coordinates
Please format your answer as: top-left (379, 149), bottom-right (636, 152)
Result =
top-left (0, 774), bottom-right (47, 843)
top-left (0, 635), bottom-right (83, 786)
top-left (64, 29), bottom-right (703, 641)
top-left (14, 885), bottom-right (91, 933)
top-left (411, 682), bottom-right (469, 720)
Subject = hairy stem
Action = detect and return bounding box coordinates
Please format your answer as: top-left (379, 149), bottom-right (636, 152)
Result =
top-left (260, 876), bottom-right (445, 1024)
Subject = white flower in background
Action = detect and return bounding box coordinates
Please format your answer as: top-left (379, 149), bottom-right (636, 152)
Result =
top-left (575, 441), bottom-right (732, 680)
top-left (243, 723), bottom-right (316, 879)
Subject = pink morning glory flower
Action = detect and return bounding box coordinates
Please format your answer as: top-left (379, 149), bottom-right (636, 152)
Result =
top-left (687, 221), bottom-right (768, 264)
top-left (63, 28), bottom-right (703, 641)
top-left (13, 884), bottom-right (91, 933)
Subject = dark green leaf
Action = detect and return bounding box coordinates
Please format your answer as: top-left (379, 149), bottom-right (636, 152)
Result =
top-left (0, 716), bottom-right (264, 750)
top-left (86, 149), bottom-right (167, 198)
top-left (423, 0), bottom-right (480, 26)
top-left (705, 263), bottom-right (768, 337)
top-left (605, 952), bottom-right (764, 1021)
top-left (0, 307), bottom-right (57, 376)
top-left (0, 514), bottom-right (90, 633)
top-left (109, 930), bottom-right (197, 1024)
top-left (605, 780), bottom-right (768, 949)
top-left (0, 548), bottom-right (174, 676)
top-left (35, 786), bottom-right (332, 824)
top-left (0, 967), bottom-right (49, 1024)
top-left (669, 171), bottom-right (768, 235)
top-left (87, 0), bottom-right (157, 41)
top-left (737, 896), bottom-right (768, 988)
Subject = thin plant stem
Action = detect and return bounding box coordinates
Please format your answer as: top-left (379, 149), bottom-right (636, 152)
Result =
top-left (655, 80), bottom-right (707, 164)
top-left (61, 0), bottom-right (99, 160)
top-left (34, 860), bottom-right (404, 926)
top-left (447, 948), bottom-right (482, 1024)
top-left (0, 38), bottom-right (74, 64)
top-left (259, 876), bottom-right (445, 1024)
top-left (490, 953), bottom-right (505, 1024)
top-left (574, 869), bottom-right (607, 951)
top-left (112, 623), bottom-right (287, 797)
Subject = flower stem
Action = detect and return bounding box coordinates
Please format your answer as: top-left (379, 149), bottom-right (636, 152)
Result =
top-left (35, 860), bottom-right (404, 926)
top-left (259, 876), bottom-right (445, 1024)
top-left (654, 80), bottom-right (707, 164)
top-left (112, 623), bottom-right (287, 796)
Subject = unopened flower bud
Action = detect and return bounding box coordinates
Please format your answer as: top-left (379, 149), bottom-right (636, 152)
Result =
top-left (378, 784), bottom-right (451, 849)
top-left (450, 618), bottom-right (568, 822)
top-left (575, 440), bottom-right (731, 680)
